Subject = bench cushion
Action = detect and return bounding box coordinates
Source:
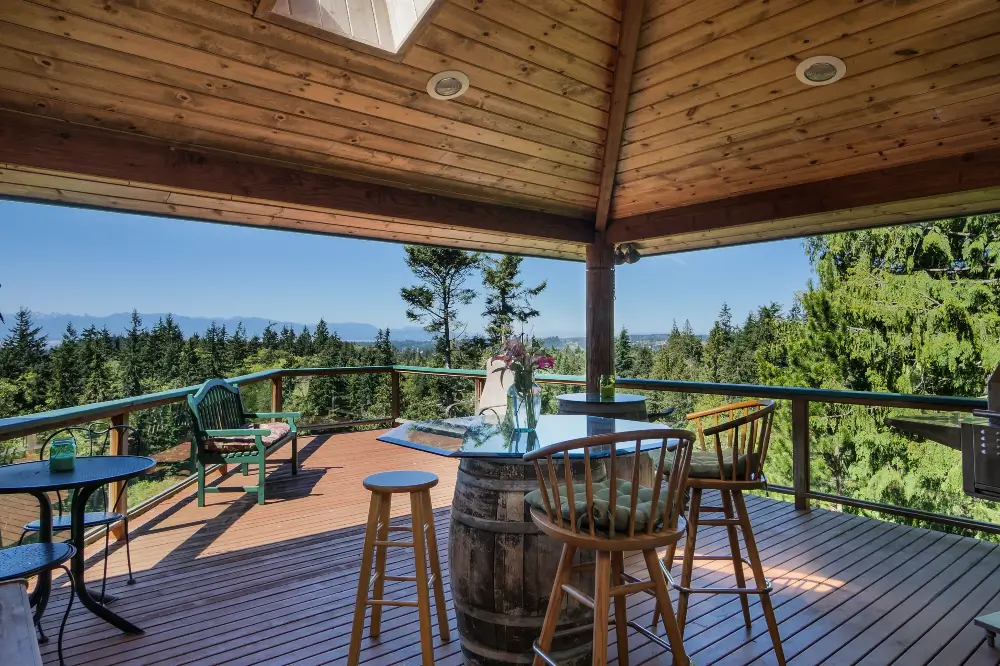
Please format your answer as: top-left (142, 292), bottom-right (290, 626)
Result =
top-left (204, 422), bottom-right (291, 453)
top-left (525, 480), bottom-right (667, 534)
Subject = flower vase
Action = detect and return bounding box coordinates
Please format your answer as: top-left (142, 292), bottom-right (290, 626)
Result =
top-left (506, 379), bottom-right (542, 432)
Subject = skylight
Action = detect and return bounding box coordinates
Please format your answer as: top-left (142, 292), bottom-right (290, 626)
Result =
top-left (264, 0), bottom-right (438, 54)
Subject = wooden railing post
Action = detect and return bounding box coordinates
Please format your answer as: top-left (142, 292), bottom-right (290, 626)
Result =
top-left (109, 412), bottom-right (129, 540)
top-left (391, 370), bottom-right (400, 424)
top-left (792, 398), bottom-right (810, 511)
top-left (271, 375), bottom-right (283, 413)
top-left (474, 376), bottom-right (484, 411)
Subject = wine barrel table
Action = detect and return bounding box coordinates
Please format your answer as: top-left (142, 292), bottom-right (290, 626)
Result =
top-left (556, 392), bottom-right (648, 421)
top-left (377, 415), bottom-right (676, 666)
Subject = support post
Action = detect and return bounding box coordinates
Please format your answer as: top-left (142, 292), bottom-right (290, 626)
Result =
top-left (271, 376), bottom-right (283, 413)
top-left (391, 370), bottom-right (401, 424)
top-left (792, 398), bottom-right (810, 511)
top-left (586, 238), bottom-right (615, 394)
top-left (109, 412), bottom-right (129, 540)
top-left (474, 377), bottom-right (485, 412)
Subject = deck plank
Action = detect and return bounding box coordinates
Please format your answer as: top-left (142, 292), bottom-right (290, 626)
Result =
top-left (21, 430), bottom-right (1000, 666)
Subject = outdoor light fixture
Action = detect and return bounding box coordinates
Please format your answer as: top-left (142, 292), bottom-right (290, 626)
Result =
top-left (613, 244), bottom-right (641, 265)
top-left (795, 56), bottom-right (846, 86)
top-left (427, 70), bottom-right (470, 100)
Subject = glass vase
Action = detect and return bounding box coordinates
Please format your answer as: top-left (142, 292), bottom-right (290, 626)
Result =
top-left (507, 380), bottom-right (542, 432)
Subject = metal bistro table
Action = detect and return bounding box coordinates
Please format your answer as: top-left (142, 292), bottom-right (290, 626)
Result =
top-left (378, 414), bottom-right (676, 666)
top-left (0, 455), bottom-right (156, 635)
top-left (556, 392), bottom-right (648, 421)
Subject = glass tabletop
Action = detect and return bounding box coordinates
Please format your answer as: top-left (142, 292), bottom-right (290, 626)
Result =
top-left (0, 456), bottom-right (156, 493)
top-left (377, 415), bottom-right (675, 459)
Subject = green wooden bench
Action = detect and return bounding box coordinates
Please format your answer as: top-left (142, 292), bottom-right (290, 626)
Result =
top-left (188, 378), bottom-right (300, 506)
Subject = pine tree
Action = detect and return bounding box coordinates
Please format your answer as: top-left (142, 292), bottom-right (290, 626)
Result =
top-left (228, 322), bottom-right (249, 373)
top-left (703, 303), bottom-right (734, 383)
top-left (481, 255), bottom-right (546, 347)
top-left (400, 246), bottom-right (481, 368)
top-left (294, 326), bottom-right (314, 356)
top-left (48, 323), bottom-right (81, 408)
top-left (121, 310), bottom-right (146, 397)
top-left (615, 327), bottom-right (634, 378)
top-left (262, 323), bottom-right (279, 350)
top-left (0, 307), bottom-right (47, 379)
top-left (80, 325), bottom-right (113, 404)
top-left (314, 319), bottom-right (331, 350)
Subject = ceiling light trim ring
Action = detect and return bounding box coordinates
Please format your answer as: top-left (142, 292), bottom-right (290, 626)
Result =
top-left (427, 71), bottom-right (470, 100)
top-left (795, 56), bottom-right (846, 86)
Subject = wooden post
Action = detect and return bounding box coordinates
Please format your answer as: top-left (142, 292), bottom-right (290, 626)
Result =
top-left (271, 376), bottom-right (283, 413)
top-left (390, 370), bottom-right (400, 424)
top-left (586, 238), bottom-right (615, 394)
top-left (474, 377), bottom-right (485, 412)
top-left (109, 412), bottom-right (129, 540)
top-left (792, 398), bottom-right (810, 511)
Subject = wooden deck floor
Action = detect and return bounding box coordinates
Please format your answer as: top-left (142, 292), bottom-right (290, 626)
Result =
top-left (31, 431), bottom-right (1000, 666)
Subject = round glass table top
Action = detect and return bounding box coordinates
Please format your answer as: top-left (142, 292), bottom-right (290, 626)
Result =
top-left (556, 392), bottom-right (647, 404)
top-left (0, 455), bottom-right (156, 493)
top-left (378, 414), bottom-right (675, 458)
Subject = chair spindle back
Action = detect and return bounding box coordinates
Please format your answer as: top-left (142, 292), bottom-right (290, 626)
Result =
top-left (524, 429), bottom-right (695, 540)
top-left (686, 400), bottom-right (776, 483)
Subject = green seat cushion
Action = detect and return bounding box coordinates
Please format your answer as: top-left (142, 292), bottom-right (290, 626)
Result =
top-left (660, 449), bottom-right (754, 480)
top-left (525, 480), bottom-right (667, 534)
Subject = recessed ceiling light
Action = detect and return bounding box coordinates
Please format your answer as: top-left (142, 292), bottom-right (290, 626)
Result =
top-left (427, 71), bottom-right (470, 100)
top-left (796, 56), bottom-right (846, 86)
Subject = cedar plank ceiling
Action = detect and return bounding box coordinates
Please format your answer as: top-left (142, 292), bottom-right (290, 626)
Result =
top-left (0, 0), bottom-right (998, 258)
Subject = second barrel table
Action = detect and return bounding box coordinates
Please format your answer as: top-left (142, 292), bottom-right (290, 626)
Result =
top-left (556, 392), bottom-right (648, 420)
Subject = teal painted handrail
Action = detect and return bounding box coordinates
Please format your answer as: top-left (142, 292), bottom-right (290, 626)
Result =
top-left (0, 364), bottom-right (986, 440)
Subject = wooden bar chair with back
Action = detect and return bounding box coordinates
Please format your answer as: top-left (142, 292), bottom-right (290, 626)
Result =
top-left (653, 399), bottom-right (786, 665)
top-left (523, 428), bottom-right (696, 666)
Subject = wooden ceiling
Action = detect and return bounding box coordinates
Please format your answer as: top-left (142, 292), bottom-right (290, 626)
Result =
top-left (0, 0), bottom-right (998, 258)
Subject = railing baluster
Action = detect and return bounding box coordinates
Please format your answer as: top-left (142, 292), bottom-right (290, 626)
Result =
top-left (271, 376), bottom-right (283, 414)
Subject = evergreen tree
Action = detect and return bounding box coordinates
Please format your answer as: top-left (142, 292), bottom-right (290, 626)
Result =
top-left (481, 255), bottom-right (546, 347)
top-left (228, 323), bottom-right (249, 373)
top-left (314, 319), bottom-right (331, 350)
top-left (294, 326), bottom-right (314, 356)
top-left (121, 310), bottom-right (146, 397)
top-left (0, 307), bottom-right (47, 379)
top-left (262, 323), bottom-right (279, 350)
top-left (279, 325), bottom-right (296, 352)
top-left (80, 325), bottom-right (113, 403)
top-left (702, 303), bottom-right (734, 383)
top-left (615, 328), bottom-right (634, 378)
top-left (48, 323), bottom-right (81, 409)
top-left (400, 246), bottom-right (481, 368)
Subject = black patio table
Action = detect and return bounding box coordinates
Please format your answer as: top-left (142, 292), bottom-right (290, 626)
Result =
top-left (0, 455), bottom-right (156, 634)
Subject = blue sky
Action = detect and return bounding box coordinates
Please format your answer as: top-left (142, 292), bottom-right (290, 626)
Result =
top-left (0, 201), bottom-right (814, 336)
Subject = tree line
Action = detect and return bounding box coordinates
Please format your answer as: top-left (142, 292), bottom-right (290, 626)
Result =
top-left (2, 215), bottom-right (1000, 531)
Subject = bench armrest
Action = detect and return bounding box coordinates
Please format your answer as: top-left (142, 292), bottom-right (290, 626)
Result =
top-left (205, 428), bottom-right (270, 438)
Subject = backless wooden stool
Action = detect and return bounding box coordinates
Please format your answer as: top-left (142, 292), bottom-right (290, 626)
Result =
top-left (348, 470), bottom-right (449, 666)
top-left (655, 400), bottom-right (786, 666)
top-left (524, 429), bottom-right (696, 666)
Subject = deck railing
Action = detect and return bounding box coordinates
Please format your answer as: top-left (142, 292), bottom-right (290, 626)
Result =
top-left (0, 366), bottom-right (992, 539)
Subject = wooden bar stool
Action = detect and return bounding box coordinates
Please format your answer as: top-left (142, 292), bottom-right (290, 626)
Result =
top-left (523, 429), bottom-right (696, 666)
top-left (654, 400), bottom-right (786, 666)
top-left (348, 470), bottom-right (449, 666)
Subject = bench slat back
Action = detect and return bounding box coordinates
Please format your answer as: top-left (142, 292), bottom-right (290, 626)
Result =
top-left (188, 379), bottom-right (247, 436)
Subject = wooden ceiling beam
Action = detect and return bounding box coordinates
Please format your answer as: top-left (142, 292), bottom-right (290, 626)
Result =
top-left (0, 110), bottom-right (594, 246)
top-left (594, 0), bottom-right (645, 233)
top-left (606, 148), bottom-right (1000, 246)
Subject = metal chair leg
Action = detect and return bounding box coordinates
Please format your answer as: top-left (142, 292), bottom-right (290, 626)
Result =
top-left (56, 565), bottom-right (76, 666)
top-left (100, 527), bottom-right (110, 604)
top-left (18, 529), bottom-right (28, 545)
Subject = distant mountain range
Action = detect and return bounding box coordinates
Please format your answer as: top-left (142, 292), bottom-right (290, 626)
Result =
top-left (6, 312), bottom-right (436, 342)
